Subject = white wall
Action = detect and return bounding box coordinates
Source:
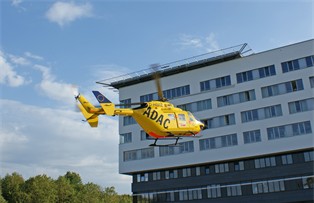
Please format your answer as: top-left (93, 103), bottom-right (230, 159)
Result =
top-left (118, 40), bottom-right (314, 174)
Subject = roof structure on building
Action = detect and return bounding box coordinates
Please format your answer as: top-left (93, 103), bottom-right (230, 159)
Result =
top-left (96, 43), bottom-right (253, 89)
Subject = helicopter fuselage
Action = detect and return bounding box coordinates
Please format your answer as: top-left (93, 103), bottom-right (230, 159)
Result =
top-left (131, 101), bottom-right (203, 138)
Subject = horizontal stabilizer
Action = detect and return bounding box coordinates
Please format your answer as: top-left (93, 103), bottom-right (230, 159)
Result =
top-left (92, 91), bottom-right (115, 116)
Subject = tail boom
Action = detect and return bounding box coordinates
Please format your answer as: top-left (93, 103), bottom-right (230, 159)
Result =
top-left (92, 91), bottom-right (133, 116)
top-left (77, 104), bottom-right (98, 127)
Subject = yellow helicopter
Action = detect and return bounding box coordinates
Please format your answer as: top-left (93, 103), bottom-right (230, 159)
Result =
top-left (75, 70), bottom-right (204, 146)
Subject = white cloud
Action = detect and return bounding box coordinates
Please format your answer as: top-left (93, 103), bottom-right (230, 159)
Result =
top-left (8, 54), bottom-right (31, 66)
top-left (34, 64), bottom-right (78, 105)
top-left (0, 51), bottom-right (26, 87)
top-left (178, 34), bottom-right (203, 49)
top-left (0, 99), bottom-right (131, 193)
top-left (176, 32), bottom-right (220, 53)
top-left (10, 0), bottom-right (26, 11)
top-left (205, 33), bottom-right (220, 52)
top-left (24, 52), bottom-right (44, 61)
top-left (45, 1), bottom-right (93, 27)
top-left (11, 0), bottom-right (22, 7)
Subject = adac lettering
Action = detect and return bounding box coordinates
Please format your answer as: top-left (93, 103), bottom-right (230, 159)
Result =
top-left (143, 106), bottom-right (170, 129)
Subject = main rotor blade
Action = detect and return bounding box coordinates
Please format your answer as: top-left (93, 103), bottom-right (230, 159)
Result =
top-left (115, 102), bottom-right (144, 106)
top-left (151, 64), bottom-right (165, 101)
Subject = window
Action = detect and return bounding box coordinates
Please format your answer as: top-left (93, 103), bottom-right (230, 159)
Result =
top-left (255, 157), bottom-right (276, 168)
top-left (188, 189), bottom-right (202, 200)
top-left (165, 170), bottom-right (178, 179)
top-left (217, 90), bottom-right (256, 107)
top-left (200, 75), bottom-right (231, 91)
top-left (207, 185), bottom-right (221, 198)
top-left (243, 130), bottom-right (261, 144)
top-left (234, 161), bottom-right (244, 171)
top-left (289, 98), bottom-right (314, 114)
top-left (304, 151), bottom-right (314, 162)
top-left (216, 76), bottom-right (231, 88)
top-left (281, 154), bottom-right (293, 165)
top-left (123, 116), bottom-right (136, 126)
top-left (205, 166), bottom-right (211, 175)
top-left (124, 148), bottom-right (154, 161)
top-left (182, 168), bottom-right (192, 177)
top-left (201, 114), bottom-right (235, 129)
top-left (120, 132), bottom-right (132, 144)
top-left (178, 114), bottom-right (186, 121)
top-left (281, 55), bottom-right (314, 73)
top-left (159, 141), bottom-right (194, 156)
top-left (261, 79), bottom-right (304, 98)
top-left (241, 105), bottom-right (282, 123)
top-left (178, 99), bottom-right (212, 112)
top-left (153, 172), bottom-right (161, 181)
top-left (214, 163), bottom-right (229, 173)
top-left (200, 134), bottom-right (238, 151)
top-left (195, 167), bottom-right (201, 176)
top-left (141, 148), bottom-right (154, 159)
top-left (237, 65), bottom-right (276, 83)
top-left (179, 189), bottom-right (202, 201)
top-left (140, 92), bottom-right (158, 102)
top-left (163, 85), bottom-right (190, 99)
top-left (165, 192), bottom-right (175, 202)
top-left (302, 176), bottom-right (314, 189)
top-left (226, 184), bottom-right (242, 196)
top-left (267, 121), bottom-right (312, 140)
top-left (310, 77), bottom-right (314, 88)
top-left (120, 98), bottom-right (131, 108)
top-left (137, 173), bottom-right (148, 182)
top-left (252, 180), bottom-right (285, 194)
top-left (140, 130), bottom-right (150, 140)
top-left (141, 85), bottom-right (190, 101)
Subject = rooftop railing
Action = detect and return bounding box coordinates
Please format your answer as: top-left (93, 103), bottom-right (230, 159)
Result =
top-left (97, 43), bottom-right (253, 87)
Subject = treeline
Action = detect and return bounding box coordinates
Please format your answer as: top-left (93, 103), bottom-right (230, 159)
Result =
top-left (0, 171), bottom-right (132, 203)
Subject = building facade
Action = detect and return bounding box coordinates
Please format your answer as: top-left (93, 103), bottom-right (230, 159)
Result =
top-left (102, 40), bottom-right (314, 202)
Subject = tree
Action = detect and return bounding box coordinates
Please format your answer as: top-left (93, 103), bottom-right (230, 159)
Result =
top-left (24, 174), bottom-right (57, 203)
top-left (0, 177), bottom-right (7, 203)
top-left (64, 172), bottom-right (82, 186)
top-left (76, 183), bottom-right (103, 203)
top-left (1, 172), bottom-right (28, 203)
top-left (55, 176), bottom-right (75, 203)
top-left (118, 194), bottom-right (132, 203)
top-left (1, 171), bottom-right (132, 203)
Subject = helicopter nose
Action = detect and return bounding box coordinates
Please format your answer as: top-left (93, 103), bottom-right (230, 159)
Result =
top-left (199, 123), bottom-right (205, 130)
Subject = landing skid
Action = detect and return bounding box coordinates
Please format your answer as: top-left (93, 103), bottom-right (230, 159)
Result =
top-left (149, 137), bottom-right (181, 147)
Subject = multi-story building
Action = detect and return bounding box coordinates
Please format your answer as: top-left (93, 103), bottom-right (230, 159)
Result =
top-left (98, 39), bottom-right (314, 202)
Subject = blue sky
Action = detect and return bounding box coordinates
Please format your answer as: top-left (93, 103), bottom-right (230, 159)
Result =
top-left (0, 0), bottom-right (313, 194)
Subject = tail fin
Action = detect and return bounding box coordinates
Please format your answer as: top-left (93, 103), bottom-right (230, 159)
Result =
top-left (92, 91), bottom-right (115, 116)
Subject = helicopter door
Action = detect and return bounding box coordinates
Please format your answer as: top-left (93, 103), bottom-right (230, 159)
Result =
top-left (176, 113), bottom-right (189, 128)
top-left (162, 113), bottom-right (177, 130)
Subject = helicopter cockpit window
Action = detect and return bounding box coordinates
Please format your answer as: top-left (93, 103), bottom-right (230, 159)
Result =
top-left (168, 113), bottom-right (175, 120)
top-left (188, 112), bottom-right (195, 122)
top-left (178, 114), bottom-right (186, 121)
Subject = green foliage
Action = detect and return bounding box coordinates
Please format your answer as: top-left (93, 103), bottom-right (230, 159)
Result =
top-left (1, 171), bottom-right (132, 203)
top-left (64, 172), bottom-right (82, 186)
top-left (77, 183), bottom-right (103, 203)
top-left (24, 175), bottom-right (57, 203)
top-left (103, 186), bottom-right (119, 203)
top-left (55, 176), bottom-right (75, 203)
top-left (1, 172), bottom-right (27, 203)
top-left (0, 177), bottom-right (8, 203)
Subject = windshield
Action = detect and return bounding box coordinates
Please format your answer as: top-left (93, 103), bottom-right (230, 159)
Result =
top-left (188, 111), bottom-right (195, 122)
